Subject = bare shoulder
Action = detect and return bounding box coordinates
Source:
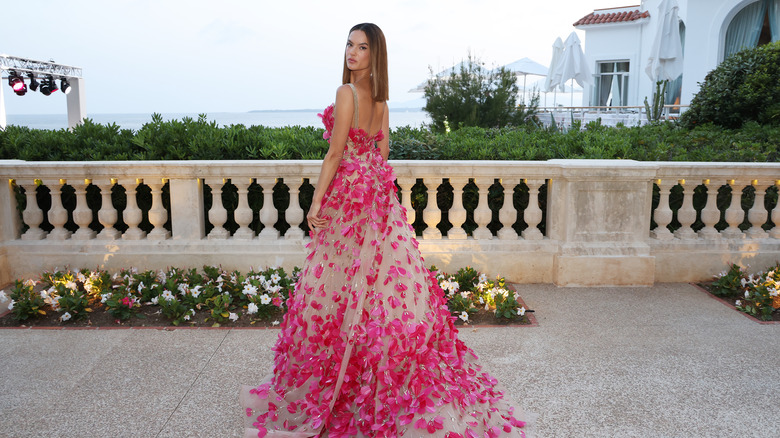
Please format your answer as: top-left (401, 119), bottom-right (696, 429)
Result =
top-left (335, 84), bottom-right (354, 102)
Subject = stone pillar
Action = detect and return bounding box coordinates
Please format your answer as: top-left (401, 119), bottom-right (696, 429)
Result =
top-left (1, 177), bottom-right (23, 242)
top-left (548, 160), bottom-right (657, 286)
top-left (169, 178), bottom-right (205, 240)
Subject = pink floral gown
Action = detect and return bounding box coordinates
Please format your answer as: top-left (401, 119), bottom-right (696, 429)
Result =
top-left (240, 84), bottom-right (528, 438)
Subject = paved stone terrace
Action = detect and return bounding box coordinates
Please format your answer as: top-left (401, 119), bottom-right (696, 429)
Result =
top-left (1, 283), bottom-right (778, 437)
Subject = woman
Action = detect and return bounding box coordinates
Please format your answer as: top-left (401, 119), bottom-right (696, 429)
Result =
top-left (240, 23), bottom-right (528, 438)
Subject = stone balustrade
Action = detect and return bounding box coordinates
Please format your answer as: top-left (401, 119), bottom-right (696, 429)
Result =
top-left (1, 159), bottom-right (779, 287)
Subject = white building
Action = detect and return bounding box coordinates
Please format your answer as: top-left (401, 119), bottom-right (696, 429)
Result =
top-left (575, 0), bottom-right (779, 108)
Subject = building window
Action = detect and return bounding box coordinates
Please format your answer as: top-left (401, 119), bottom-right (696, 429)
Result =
top-left (593, 61), bottom-right (629, 107)
top-left (724, 0), bottom-right (779, 59)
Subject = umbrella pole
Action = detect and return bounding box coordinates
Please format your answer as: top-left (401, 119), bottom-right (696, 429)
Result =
top-left (523, 74), bottom-right (527, 105)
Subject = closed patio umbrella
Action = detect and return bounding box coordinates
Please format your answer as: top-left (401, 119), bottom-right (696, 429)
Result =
top-left (544, 37), bottom-right (565, 106)
top-left (645, 0), bottom-right (684, 81)
top-left (553, 31), bottom-right (593, 106)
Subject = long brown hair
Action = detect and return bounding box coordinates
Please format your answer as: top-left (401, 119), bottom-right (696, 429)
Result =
top-left (342, 23), bottom-right (389, 102)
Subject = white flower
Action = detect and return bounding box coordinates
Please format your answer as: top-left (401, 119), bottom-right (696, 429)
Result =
top-left (77, 272), bottom-right (87, 283)
top-left (257, 275), bottom-right (267, 284)
top-left (162, 290), bottom-right (175, 302)
top-left (518, 307), bottom-right (526, 316)
top-left (247, 303), bottom-right (259, 314)
top-left (460, 291), bottom-right (470, 299)
top-left (478, 297), bottom-right (484, 305)
top-left (478, 273), bottom-right (487, 284)
top-left (744, 290), bottom-right (750, 299)
top-left (100, 293), bottom-right (112, 303)
top-left (260, 294), bottom-right (272, 305)
top-left (183, 314), bottom-right (190, 321)
top-left (191, 285), bottom-right (202, 299)
top-left (177, 283), bottom-right (189, 295)
top-left (7, 299), bottom-right (14, 311)
top-left (271, 320), bottom-right (280, 326)
top-left (735, 300), bottom-right (742, 307)
top-left (24, 279), bottom-right (36, 288)
top-left (268, 285), bottom-right (281, 294)
top-left (138, 281), bottom-right (146, 291)
top-left (0, 291), bottom-right (8, 303)
top-left (459, 311), bottom-right (469, 322)
top-left (151, 296), bottom-right (159, 305)
top-left (65, 280), bottom-right (78, 291)
top-left (189, 309), bottom-right (196, 316)
top-left (60, 312), bottom-right (72, 321)
top-left (229, 312), bottom-right (239, 322)
top-left (242, 284), bottom-right (258, 296)
top-left (270, 273), bottom-right (281, 284)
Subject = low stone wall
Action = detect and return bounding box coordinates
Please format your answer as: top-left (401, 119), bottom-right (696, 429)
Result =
top-left (1, 159), bottom-right (779, 287)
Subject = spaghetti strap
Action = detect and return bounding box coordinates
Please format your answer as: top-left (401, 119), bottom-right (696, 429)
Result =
top-left (347, 83), bottom-right (359, 129)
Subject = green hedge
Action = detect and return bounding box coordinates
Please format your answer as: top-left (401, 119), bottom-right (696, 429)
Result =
top-left (1, 113), bottom-right (779, 162)
top-left (2, 114), bottom-right (778, 240)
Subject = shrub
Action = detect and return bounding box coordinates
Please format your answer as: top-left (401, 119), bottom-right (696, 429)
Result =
top-left (423, 54), bottom-right (538, 132)
top-left (681, 41), bottom-right (780, 128)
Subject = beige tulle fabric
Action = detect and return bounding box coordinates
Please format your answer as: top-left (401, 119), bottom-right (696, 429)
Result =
top-left (240, 85), bottom-right (529, 438)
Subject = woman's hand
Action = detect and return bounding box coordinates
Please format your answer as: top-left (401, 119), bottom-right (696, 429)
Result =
top-left (307, 200), bottom-right (329, 230)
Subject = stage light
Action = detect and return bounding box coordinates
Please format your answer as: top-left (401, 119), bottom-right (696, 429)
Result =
top-left (8, 71), bottom-right (27, 96)
top-left (40, 75), bottom-right (58, 96)
top-left (60, 77), bottom-right (71, 95)
top-left (28, 73), bottom-right (39, 92)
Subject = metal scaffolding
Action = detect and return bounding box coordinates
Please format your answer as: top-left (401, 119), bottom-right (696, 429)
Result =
top-left (1, 54), bottom-right (86, 130)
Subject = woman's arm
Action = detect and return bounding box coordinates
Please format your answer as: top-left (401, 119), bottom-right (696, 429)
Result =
top-left (378, 102), bottom-right (390, 161)
top-left (307, 85), bottom-right (354, 229)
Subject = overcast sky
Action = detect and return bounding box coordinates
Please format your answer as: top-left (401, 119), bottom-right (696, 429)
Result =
top-left (2, 0), bottom-right (632, 115)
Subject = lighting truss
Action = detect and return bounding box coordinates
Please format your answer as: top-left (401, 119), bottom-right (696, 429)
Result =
top-left (0, 54), bottom-right (82, 79)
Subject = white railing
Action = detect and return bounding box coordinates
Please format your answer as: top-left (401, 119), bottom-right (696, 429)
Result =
top-left (537, 105), bottom-right (690, 128)
top-left (1, 159), bottom-right (779, 286)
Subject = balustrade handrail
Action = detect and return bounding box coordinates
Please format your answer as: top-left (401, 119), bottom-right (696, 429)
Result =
top-left (2, 158), bottom-right (780, 286)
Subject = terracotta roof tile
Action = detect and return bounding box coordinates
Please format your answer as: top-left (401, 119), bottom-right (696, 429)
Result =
top-left (573, 9), bottom-right (650, 26)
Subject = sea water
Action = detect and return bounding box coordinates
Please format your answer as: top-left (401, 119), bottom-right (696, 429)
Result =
top-left (4, 110), bottom-right (431, 131)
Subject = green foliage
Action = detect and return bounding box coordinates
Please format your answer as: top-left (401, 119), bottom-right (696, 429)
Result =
top-left (493, 288), bottom-right (522, 320)
top-left (711, 264), bottom-right (746, 297)
top-left (7, 280), bottom-right (46, 321)
top-left (681, 41), bottom-right (780, 128)
top-left (423, 54), bottom-right (539, 132)
top-left (54, 283), bottom-right (92, 322)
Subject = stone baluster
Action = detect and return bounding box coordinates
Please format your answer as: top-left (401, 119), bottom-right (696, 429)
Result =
top-left (472, 177), bottom-right (493, 240)
top-left (96, 179), bottom-right (121, 239)
top-left (697, 179), bottom-right (721, 239)
top-left (673, 179), bottom-right (697, 240)
top-left (46, 179), bottom-right (72, 240)
top-left (522, 179), bottom-right (545, 240)
top-left (447, 178), bottom-right (468, 239)
top-left (122, 179), bottom-right (146, 240)
top-left (285, 178), bottom-right (305, 240)
top-left (497, 178), bottom-right (518, 240)
top-left (746, 180), bottom-right (769, 238)
top-left (232, 178), bottom-right (255, 239)
top-left (20, 180), bottom-right (47, 240)
top-left (71, 179), bottom-right (96, 240)
top-left (257, 178), bottom-right (279, 239)
top-left (422, 177), bottom-right (442, 239)
top-left (207, 178), bottom-right (230, 239)
top-left (147, 179), bottom-right (170, 240)
top-left (771, 180), bottom-right (780, 239)
top-left (397, 177), bottom-right (415, 225)
top-left (651, 180), bottom-right (674, 240)
top-left (721, 180), bottom-right (746, 239)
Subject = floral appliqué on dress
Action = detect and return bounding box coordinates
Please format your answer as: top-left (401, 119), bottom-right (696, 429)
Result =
top-left (239, 103), bottom-right (527, 438)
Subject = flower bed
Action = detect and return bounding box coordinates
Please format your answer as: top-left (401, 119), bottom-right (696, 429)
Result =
top-left (0, 266), bottom-right (532, 328)
top-left (702, 263), bottom-right (780, 322)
